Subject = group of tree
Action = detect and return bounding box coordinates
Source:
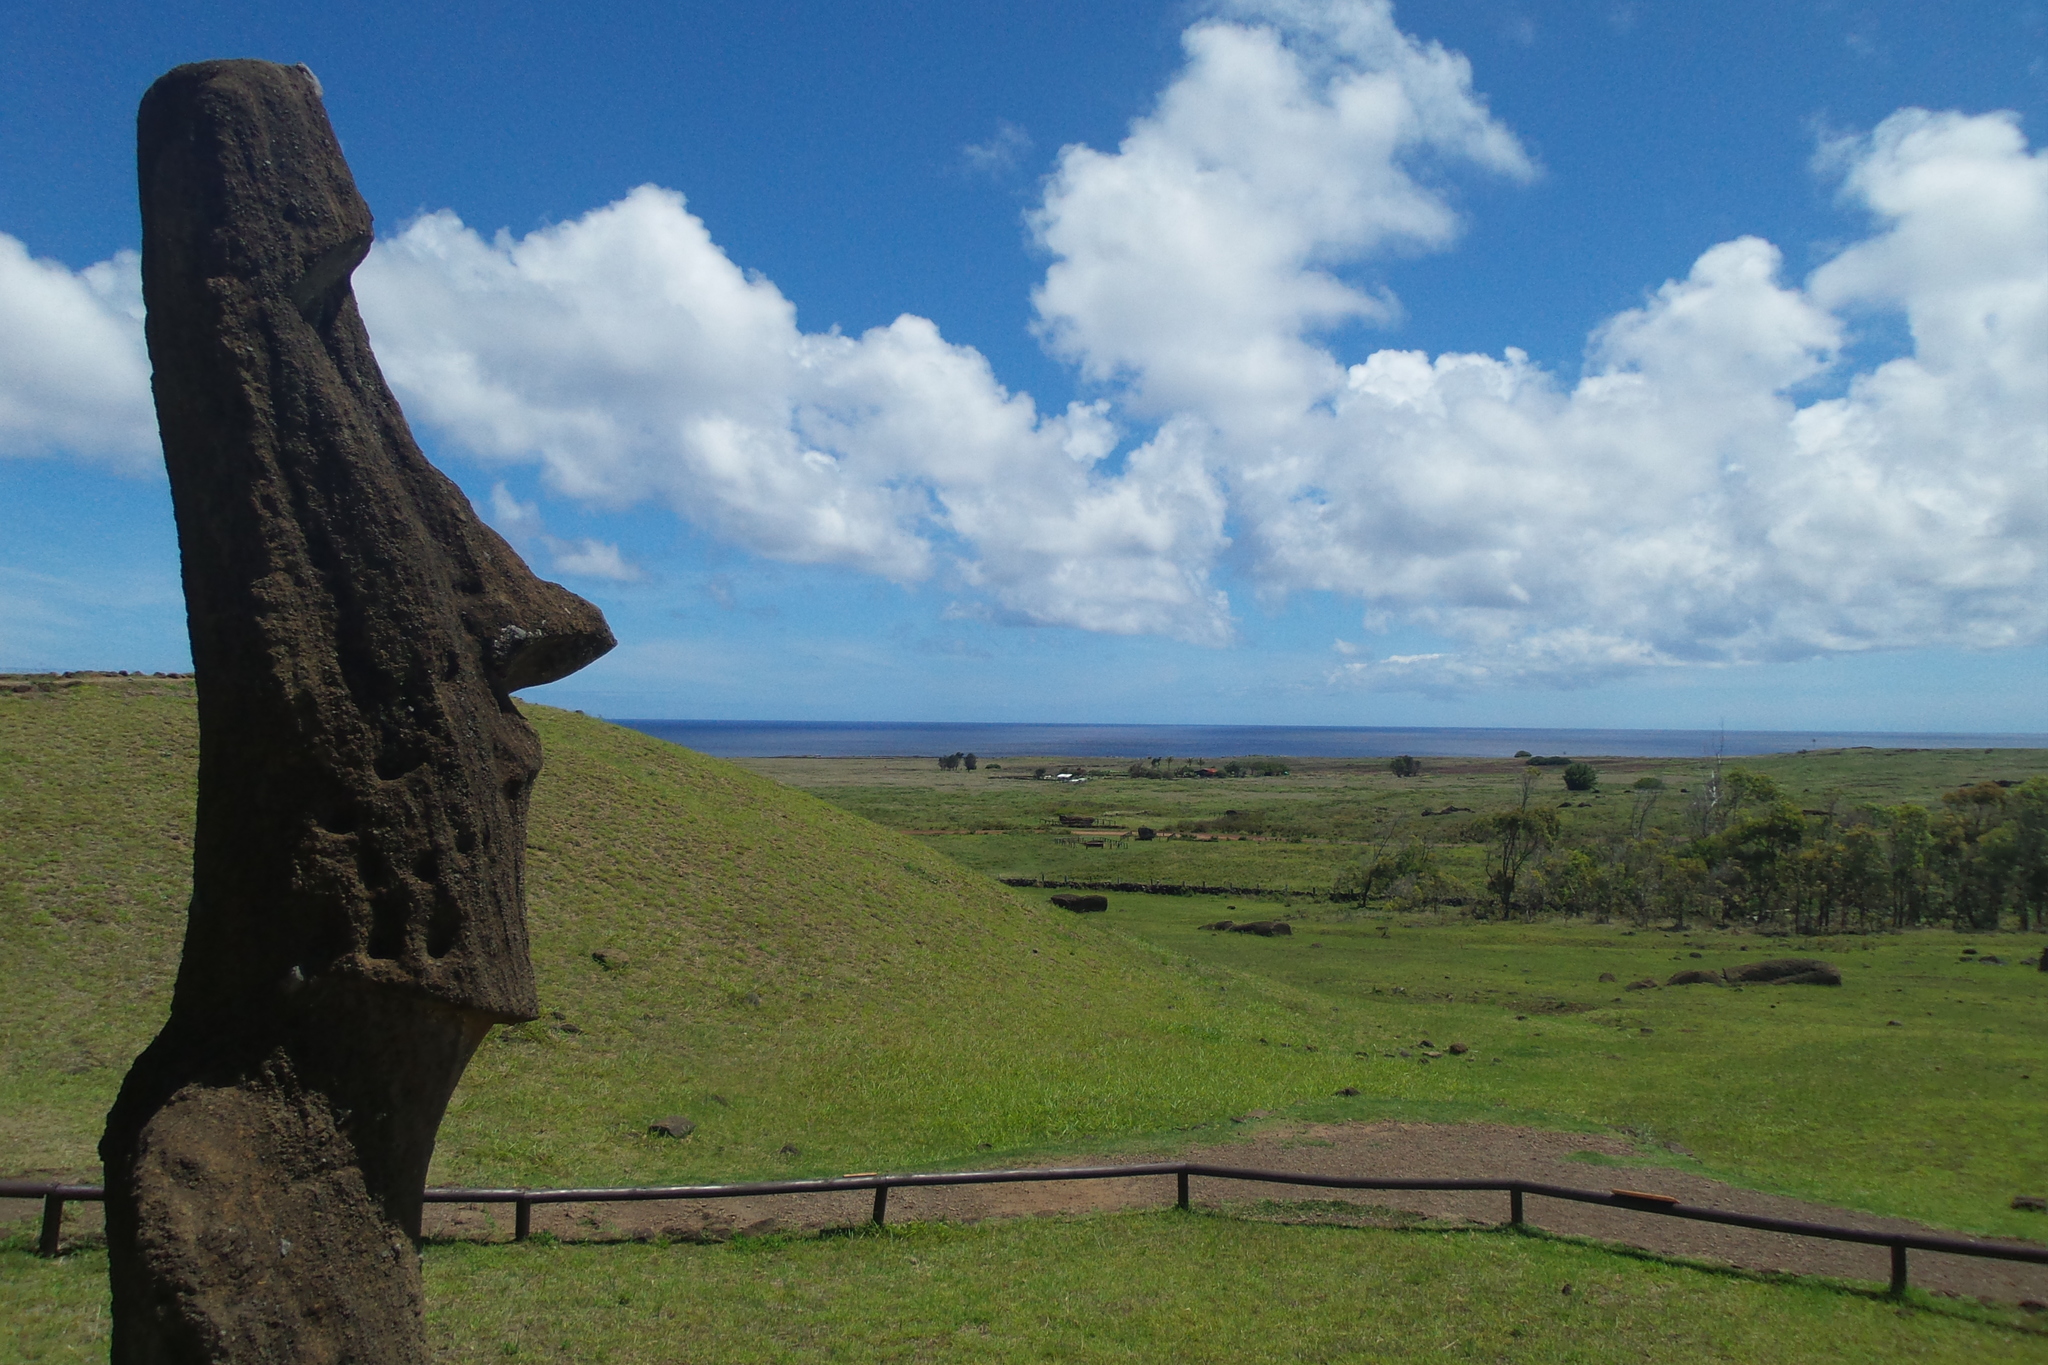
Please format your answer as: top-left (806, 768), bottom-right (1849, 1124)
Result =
top-left (1459, 766), bottom-right (2048, 938)
top-left (1125, 756), bottom-right (1290, 779)
top-left (937, 751), bottom-right (977, 770)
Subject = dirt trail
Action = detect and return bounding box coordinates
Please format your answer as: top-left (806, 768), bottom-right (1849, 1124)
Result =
top-left (418, 1121), bottom-right (2048, 1305)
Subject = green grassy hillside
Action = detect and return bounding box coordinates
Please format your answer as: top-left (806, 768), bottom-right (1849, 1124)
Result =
top-left (0, 680), bottom-right (1364, 1189)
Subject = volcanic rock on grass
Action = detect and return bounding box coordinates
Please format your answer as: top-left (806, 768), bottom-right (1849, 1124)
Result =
top-left (1624, 977), bottom-right (1659, 990)
top-left (100, 60), bottom-right (612, 1365)
top-left (1050, 893), bottom-right (1108, 912)
top-left (1724, 957), bottom-right (1841, 986)
top-left (1199, 920), bottom-right (1235, 930)
top-left (1228, 921), bottom-right (1292, 937)
top-left (1666, 969), bottom-right (1725, 986)
top-left (651, 1116), bottom-right (697, 1139)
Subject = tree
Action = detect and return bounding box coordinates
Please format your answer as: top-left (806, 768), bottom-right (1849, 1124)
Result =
top-left (1387, 755), bottom-right (1421, 777)
top-left (2002, 777), bottom-right (2048, 934)
top-left (1335, 831), bottom-right (1433, 904)
top-left (937, 752), bottom-right (962, 771)
top-left (1881, 803), bottom-right (1935, 927)
top-left (1717, 798), bottom-right (1806, 925)
top-left (1474, 806), bottom-right (1558, 919)
top-left (1935, 782), bottom-right (2011, 929)
top-left (1626, 786), bottom-right (1659, 839)
top-left (963, 752), bottom-right (977, 770)
top-left (1562, 762), bottom-right (1597, 792)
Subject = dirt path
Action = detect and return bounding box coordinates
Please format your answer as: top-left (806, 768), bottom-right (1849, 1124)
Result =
top-left (419, 1121), bottom-right (2048, 1305)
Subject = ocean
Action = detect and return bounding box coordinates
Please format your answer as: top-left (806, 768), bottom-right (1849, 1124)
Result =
top-left (615, 720), bottom-right (2048, 760)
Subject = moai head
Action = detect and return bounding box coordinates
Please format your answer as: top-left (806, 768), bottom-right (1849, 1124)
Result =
top-left (105, 61), bottom-right (615, 1364)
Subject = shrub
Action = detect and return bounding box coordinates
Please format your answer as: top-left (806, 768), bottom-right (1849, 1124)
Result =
top-left (1632, 776), bottom-right (1664, 790)
top-left (1563, 762), bottom-right (1598, 792)
top-left (1514, 750), bottom-right (1532, 758)
top-left (1387, 755), bottom-right (1422, 777)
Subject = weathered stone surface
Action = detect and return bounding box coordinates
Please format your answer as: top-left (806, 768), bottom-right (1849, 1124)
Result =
top-left (1050, 893), bottom-right (1108, 912)
top-left (1724, 957), bottom-right (1841, 986)
top-left (1665, 968), bottom-right (1725, 986)
top-left (101, 60), bottom-right (613, 1364)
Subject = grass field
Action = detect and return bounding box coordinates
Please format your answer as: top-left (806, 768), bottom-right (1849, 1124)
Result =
top-left (740, 747), bottom-right (2048, 896)
top-left (6, 1215), bottom-right (2043, 1363)
top-left (1066, 902), bottom-right (2047, 1236)
top-left (5, 680), bottom-right (2047, 1360)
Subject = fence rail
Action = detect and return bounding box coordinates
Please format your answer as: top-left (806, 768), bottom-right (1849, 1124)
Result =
top-left (9, 1164), bottom-right (2046, 1297)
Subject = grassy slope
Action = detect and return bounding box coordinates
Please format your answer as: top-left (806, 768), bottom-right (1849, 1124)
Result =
top-left (0, 683), bottom-right (1365, 1189)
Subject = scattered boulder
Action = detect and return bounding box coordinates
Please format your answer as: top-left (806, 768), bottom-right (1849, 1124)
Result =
top-left (650, 1116), bottom-right (696, 1139)
top-left (1050, 893), bottom-right (1108, 912)
top-left (1448, 1042), bottom-right (1469, 1055)
top-left (1598, 972), bottom-right (1618, 983)
top-left (1228, 921), bottom-right (1293, 937)
top-left (592, 948), bottom-right (629, 970)
top-left (2013, 1196), bottom-right (2047, 1212)
top-left (1136, 826), bottom-right (1157, 841)
top-left (1335, 1086), bottom-right (1360, 1096)
top-left (1624, 978), bottom-right (1659, 990)
top-left (1199, 920), bottom-right (1235, 931)
top-left (1665, 969), bottom-right (1724, 986)
top-left (1724, 957), bottom-right (1841, 986)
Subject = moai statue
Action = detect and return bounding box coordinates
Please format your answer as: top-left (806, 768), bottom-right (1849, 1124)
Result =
top-left (100, 60), bottom-right (614, 1363)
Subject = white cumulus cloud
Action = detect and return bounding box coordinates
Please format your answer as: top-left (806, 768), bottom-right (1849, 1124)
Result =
top-left (354, 186), bottom-right (1235, 643)
top-left (485, 484), bottom-right (642, 583)
top-left (0, 237), bottom-right (155, 472)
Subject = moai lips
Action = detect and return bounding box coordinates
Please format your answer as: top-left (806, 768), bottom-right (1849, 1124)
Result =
top-left (101, 60), bottom-right (613, 1363)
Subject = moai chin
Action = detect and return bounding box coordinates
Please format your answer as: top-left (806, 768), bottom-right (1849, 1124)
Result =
top-left (101, 60), bottom-right (614, 1363)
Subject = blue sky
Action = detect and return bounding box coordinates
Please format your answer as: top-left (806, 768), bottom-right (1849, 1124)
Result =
top-left (4, 0), bottom-right (2047, 730)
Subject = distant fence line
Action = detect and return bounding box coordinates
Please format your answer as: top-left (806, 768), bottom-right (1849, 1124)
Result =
top-left (8, 1164), bottom-right (2045, 1298)
top-left (1000, 875), bottom-right (1335, 899)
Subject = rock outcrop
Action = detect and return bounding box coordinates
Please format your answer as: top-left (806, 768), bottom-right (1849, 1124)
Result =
top-left (1723, 957), bottom-right (1840, 986)
top-left (100, 60), bottom-right (613, 1364)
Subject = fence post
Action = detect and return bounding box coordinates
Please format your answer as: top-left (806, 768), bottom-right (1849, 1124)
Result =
top-left (872, 1184), bottom-right (889, 1226)
top-left (1177, 1171), bottom-right (1190, 1211)
top-left (38, 1193), bottom-right (63, 1256)
top-left (1509, 1188), bottom-right (1523, 1228)
top-left (1890, 1243), bottom-right (1908, 1296)
top-left (514, 1196), bottom-right (532, 1243)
